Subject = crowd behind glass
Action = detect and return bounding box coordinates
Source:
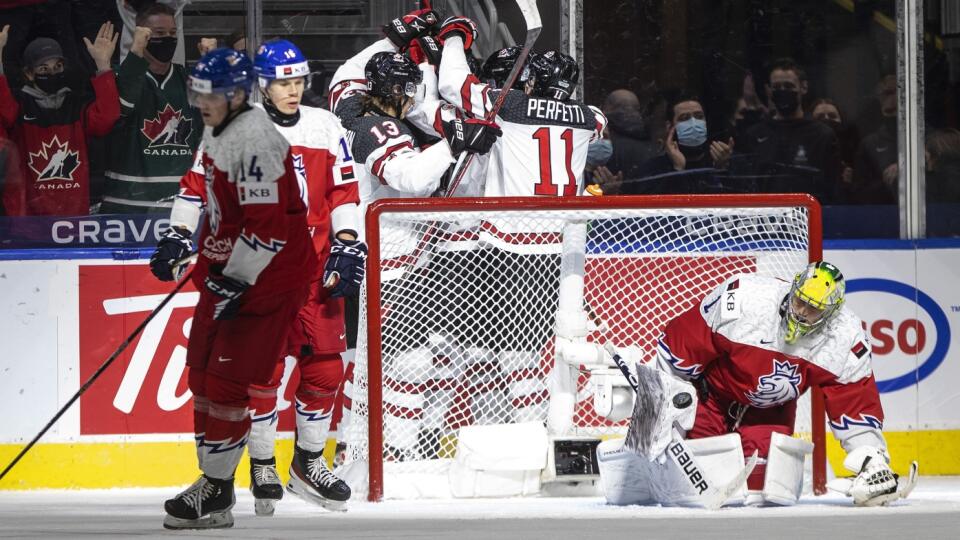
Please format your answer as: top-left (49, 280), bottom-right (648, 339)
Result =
top-left (0, 1), bottom-right (957, 225)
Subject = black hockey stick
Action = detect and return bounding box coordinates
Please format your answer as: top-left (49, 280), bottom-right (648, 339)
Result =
top-left (0, 254), bottom-right (197, 482)
top-left (444, 0), bottom-right (542, 197)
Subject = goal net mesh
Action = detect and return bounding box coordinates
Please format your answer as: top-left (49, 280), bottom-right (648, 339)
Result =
top-left (338, 199), bottom-right (817, 500)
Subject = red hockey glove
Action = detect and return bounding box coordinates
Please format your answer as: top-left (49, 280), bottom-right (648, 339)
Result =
top-left (436, 16), bottom-right (478, 50)
top-left (383, 8), bottom-right (440, 49)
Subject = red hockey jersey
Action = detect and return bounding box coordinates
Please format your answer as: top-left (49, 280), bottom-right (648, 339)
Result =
top-left (168, 106), bottom-right (315, 297)
top-left (656, 274), bottom-right (886, 452)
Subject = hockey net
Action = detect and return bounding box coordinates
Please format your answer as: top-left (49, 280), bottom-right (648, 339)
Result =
top-left (339, 194), bottom-right (825, 501)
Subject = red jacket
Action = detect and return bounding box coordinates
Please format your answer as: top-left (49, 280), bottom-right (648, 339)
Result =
top-left (0, 71), bottom-right (120, 216)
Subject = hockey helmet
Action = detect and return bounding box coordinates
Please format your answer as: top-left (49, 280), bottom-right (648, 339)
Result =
top-left (364, 51), bottom-right (423, 99)
top-left (782, 261), bottom-right (845, 344)
top-left (524, 50), bottom-right (579, 101)
top-left (254, 39), bottom-right (310, 89)
top-left (188, 47), bottom-right (254, 104)
top-left (481, 46), bottom-right (526, 88)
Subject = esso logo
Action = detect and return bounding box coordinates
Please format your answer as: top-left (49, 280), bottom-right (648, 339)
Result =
top-left (845, 278), bottom-right (951, 393)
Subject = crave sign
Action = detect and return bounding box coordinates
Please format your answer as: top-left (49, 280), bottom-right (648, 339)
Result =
top-left (78, 264), bottom-right (300, 435)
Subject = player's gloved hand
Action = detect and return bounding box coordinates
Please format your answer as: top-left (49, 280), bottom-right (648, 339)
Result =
top-left (204, 273), bottom-right (249, 321)
top-left (324, 237), bottom-right (368, 298)
top-left (383, 8), bottom-right (439, 49)
top-left (845, 446), bottom-right (899, 506)
top-left (150, 226), bottom-right (193, 282)
top-left (443, 118), bottom-right (502, 155)
top-left (408, 35), bottom-right (442, 67)
top-left (436, 16), bottom-right (478, 50)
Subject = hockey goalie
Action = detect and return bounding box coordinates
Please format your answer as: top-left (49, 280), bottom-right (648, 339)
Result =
top-left (597, 262), bottom-right (918, 508)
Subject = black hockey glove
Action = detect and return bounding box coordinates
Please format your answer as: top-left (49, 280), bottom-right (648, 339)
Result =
top-left (443, 118), bottom-right (502, 156)
top-left (383, 8), bottom-right (439, 49)
top-left (436, 16), bottom-right (479, 50)
top-left (204, 274), bottom-right (249, 321)
top-left (324, 238), bottom-right (368, 298)
top-left (150, 226), bottom-right (193, 282)
top-left (408, 35), bottom-right (443, 68)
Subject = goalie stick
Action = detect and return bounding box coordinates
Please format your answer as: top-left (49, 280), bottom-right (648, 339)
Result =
top-left (586, 309), bottom-right (758, 510)
top-left (0, 253), bottom-right (197, 482)
top-left (444, 0), bottom-right (542, 197)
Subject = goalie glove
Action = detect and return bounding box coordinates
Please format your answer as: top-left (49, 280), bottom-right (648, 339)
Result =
top-left (383, 8), bottom-right (439, 49)
top-left (150, 226), bottom-right (193, 282)
top-left (436, 16), bottom-right (479, 50)
top-left (324, 238), bottom-right (368, 298)
top-left (829, 446), bottom-right (919, 507)
top-left (443, 118), bottom-right (502, 156)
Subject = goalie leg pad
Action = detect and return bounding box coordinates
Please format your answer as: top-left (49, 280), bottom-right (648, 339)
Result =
top-left (761, 431), bottom-right (813, 506)
top-left (596, 438), bottom-right (654, 505)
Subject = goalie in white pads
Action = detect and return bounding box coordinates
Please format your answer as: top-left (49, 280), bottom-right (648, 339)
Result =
top-left (599, 262), bottom-right (917, 508)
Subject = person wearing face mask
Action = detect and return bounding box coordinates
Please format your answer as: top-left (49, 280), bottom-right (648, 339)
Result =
top-left (627, 94), bottom-right (732, 194)
top-left (117, 0), bottom-right (188, 66)
top-left (812, 98), bottom-right (858, 203)
top-left (0, 23), bottom-right (120, 216)
top-left (100, 2), bottom-right (201, 214)
top-left (737, 58), bottom-right (841, 205)
top-left (851, 75), bottom-right (899, 205)
top-left (599, 89), bottom-right (657, 183)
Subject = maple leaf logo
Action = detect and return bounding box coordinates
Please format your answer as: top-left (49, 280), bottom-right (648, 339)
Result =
top-left (141, 104), bottom-right (193, 147)
top-left (28, 136), bottom-right (80, 182)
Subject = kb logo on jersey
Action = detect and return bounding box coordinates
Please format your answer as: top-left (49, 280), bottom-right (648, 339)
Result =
top-left (746, 359), bottom-right (802, 408)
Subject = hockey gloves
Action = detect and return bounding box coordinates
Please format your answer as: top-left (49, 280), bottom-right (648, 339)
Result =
top-left (324, 238), bottom-right (368, 298)
top-left (436, 16), bottom-right (479, 50)
top-left (408, 35), bottom-right (443, 68)
top-left (150, 226), bottom-right (193, 282)
top-left (443, 118), bottom-right (502, 156)
top-left (205, 274), bottom-right (249, 321)
top-left (384, 8), bottom-right (439, 49)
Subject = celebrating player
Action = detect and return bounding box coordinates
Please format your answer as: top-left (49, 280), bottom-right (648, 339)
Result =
top-left (598, 262), bottom-right (915, 507)
top-left (244, 38), bottom-right (364, 515)
top-left (149, 48), bottom-right (315, 530)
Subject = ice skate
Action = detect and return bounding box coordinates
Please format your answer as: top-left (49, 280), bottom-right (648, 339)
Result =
top-left (250, 457), bottom-right (284, 516)
top-left (287, 446), bottom-right (351, 511)
top-left (162, 475), bottom-right (235, 530)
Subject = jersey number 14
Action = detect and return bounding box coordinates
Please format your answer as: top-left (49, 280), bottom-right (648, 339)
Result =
top-left (532, 127), bottom-right (576, 196)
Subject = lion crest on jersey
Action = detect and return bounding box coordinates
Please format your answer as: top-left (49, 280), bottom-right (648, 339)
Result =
top-left (746, 359), bottom-right (802, 408)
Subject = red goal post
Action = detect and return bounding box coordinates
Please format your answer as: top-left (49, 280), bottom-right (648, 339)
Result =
top-left (355, 193), bottom-right (826, 501)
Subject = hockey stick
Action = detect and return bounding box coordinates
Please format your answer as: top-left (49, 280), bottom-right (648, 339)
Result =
top-left (0, 254), bottom-right (198, 482)
top-left (444, 0), bottom-right (542, 197)
top-left (586, 308), bottom-right (757, 510)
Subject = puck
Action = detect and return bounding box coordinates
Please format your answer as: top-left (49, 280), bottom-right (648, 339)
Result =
top-left (673, 392), bottom-right (693, 409)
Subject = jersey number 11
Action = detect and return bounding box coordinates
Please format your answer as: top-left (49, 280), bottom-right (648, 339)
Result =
top-left (532, 127), bottom-right (576, 196)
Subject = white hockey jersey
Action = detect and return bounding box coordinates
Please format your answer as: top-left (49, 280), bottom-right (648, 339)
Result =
top-left (658, 274), bottom-right (886, 453)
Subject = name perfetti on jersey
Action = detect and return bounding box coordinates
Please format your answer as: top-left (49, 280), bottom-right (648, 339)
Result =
top-left (526, 98), bottom-right (586, 124)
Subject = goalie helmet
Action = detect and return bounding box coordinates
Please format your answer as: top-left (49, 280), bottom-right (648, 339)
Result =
top-left (481, 46), bottom-right (525, 88)
top-left (781, 261), bottom-right (845, 344)
top-left (364, 51), bottom-right (423, 99)
top-left (524, 50), bottom-right (579, 101)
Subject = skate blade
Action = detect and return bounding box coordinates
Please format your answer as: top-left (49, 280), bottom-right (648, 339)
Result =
top-left (163, 509), bottom-right (234, 530)
top-left (286, 476), bottom-right (348, 512)
top-left (254, 498), bottom-right (279, 516)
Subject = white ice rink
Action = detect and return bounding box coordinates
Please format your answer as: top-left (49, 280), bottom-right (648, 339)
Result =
top-left (1, 477), bottom-right (959, 539)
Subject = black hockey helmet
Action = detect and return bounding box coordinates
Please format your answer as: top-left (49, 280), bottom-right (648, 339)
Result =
top-left (466, 53), bottom-right (482, 78)
top-left (524, 50), bottom-right (579, 101)
top-left (481, 46), bottom-right (525, 88)
top-left (364, 51), bottom-right (423, 99)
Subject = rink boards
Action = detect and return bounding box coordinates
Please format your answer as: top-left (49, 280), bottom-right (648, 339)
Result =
top-left (0, 241), bottom-right (959, 488)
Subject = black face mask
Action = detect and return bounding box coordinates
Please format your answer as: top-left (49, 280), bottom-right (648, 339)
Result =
top-left (605, 109), bottom-right (647, 139)
top-left (34, 72), bottom-right (68, 94)
top-left (771, 89), bottom-right (800, 117)
top-left (146, 37), bottom-right (178, 63)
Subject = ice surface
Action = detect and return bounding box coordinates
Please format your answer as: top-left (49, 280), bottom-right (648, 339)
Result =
top-left (1, 477), bottom-right (958, 539)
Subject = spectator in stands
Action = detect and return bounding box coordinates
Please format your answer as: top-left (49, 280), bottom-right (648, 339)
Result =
top-left (0, 23), bottom-right (120, 216)
top-left (197, 28), bottom-right (245, 57)
top-left (118, 1), bottom-right (188, 66)
top-left (72, 1), bottom-right (123, 76)
top-left (0, 0), bottom-right (83, 89)
top-left (851, 75), bottom-right (898, 204)
top-left (925, 128), bottom-right (960, 203)
top-left (738, 58), bottom-right (841, 204)
top-left (601, 89), bottom-right (656, 182)
top-left (616, 94), bottom-right (732, 195)
top-left (812, 98), bottom-right (857, 202)
top-left (730, 74), bottom-right (767, 144)
top-left (0, 134), bottom-right (24, 216)
top-left (101, 2), bottom-right (200, 214)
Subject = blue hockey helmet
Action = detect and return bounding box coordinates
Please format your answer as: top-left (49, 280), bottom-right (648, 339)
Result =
top-left (188, 47), bottom-right (255, 104)
top-left (254, 39), bottom-right (310, 89)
